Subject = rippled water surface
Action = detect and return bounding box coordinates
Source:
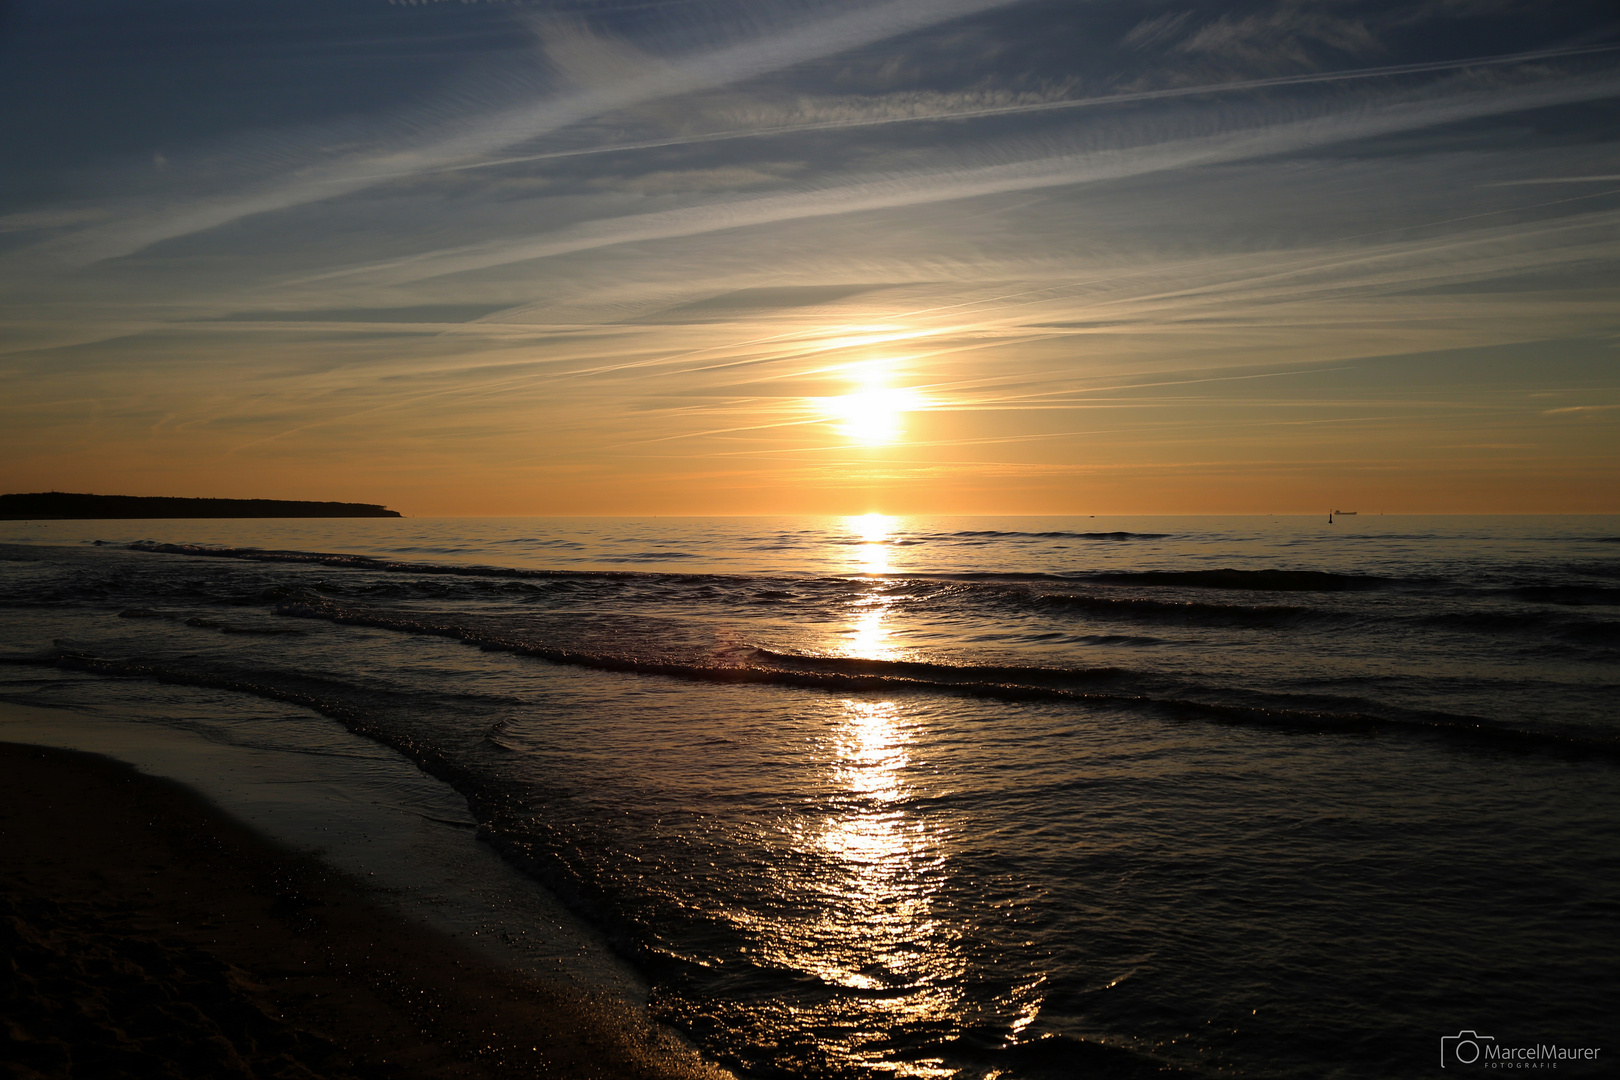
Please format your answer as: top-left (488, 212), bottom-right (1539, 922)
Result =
top-left (1, 515), bottom-right (1616, 1078)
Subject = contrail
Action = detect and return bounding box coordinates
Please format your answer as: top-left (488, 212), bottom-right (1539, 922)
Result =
top-left (314, 72), bottom-right (1620, 284)
top-left (424, 42), bottom-right (1620, 176)
top-left (46, 0), bottom-right (1023, 265)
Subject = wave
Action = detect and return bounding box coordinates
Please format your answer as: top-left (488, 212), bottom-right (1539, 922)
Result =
top-left (745, 646), bottom-right (1130, 687)
top-left (944, 530), bottom-right (1170, 541)
top-left (1014, 590), bottom-right (1315, 626)
top-left (978, 1032), bottom-right (1177, 1080)
top-left (12, 652), bottom-right (483, 807)
top-left (25, 636), bottom-right (1618, 773)
top-left (1415, 607), bottom-right (1620, 638)
top-left (1500, 585), bottom-right (1620, 607)
top-left (1562, 621), bottom-right (1620, 643)
top-left (249, 597), bottom-right (1620, 760)
top-left (109, 539), bottom-right (1620, 648)
top-left (119, 542), bottom-right (1415, 597)
top-left (271, 597), bottom-right (1139, 699)
top-left (115, 608), bottom-right (307, 636)
top-left (127, 541), bottom-right (647, 580)
top-left (495, 538), bottom-right (587, 548)
top-left (602, 551), bottom-right (702, 561)
top-left (1085, 568), bottom-right (1395, 591)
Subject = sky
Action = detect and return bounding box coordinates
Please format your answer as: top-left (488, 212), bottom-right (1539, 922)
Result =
top-left (1, 0), bottom-right (1617, 515)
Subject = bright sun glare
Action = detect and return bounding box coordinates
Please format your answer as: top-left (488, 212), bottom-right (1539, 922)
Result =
top-left (818, 362), bottom-right (924, 446)
top-left (849, 512), bottom-right (894, 575)
top-left (851, 512), bottom-right (892, 543)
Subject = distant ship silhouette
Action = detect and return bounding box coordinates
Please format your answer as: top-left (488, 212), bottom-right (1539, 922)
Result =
top-left (1328, 509), bottom-right (1358, 523)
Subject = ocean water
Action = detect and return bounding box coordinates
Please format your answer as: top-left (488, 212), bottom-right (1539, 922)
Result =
top-left (1, 515), bottom-right (1616, 1078)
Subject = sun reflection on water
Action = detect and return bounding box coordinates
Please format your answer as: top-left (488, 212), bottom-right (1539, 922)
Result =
top-left (778, 699), bottom-right (967, 1077)
top-left (709, 516), bottom-right (1035, 1075)
top-left (849, 513), bottom-right (893, 575)
top-left (844, 514), bottom-right (901, 659)
top-left (848, 603), bottom-right (898, 660)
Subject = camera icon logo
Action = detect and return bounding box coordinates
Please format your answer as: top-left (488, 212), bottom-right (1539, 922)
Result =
top-left (1441, 1030), bottom-right (1495, 1067)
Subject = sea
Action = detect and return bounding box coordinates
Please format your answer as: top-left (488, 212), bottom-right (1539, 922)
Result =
top-left (1, 515), bottom-right (1616, 1079)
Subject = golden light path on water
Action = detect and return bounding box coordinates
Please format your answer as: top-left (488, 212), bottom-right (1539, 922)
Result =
top-left (799, 697), bottom-right (966, 1078)
top-left (821, 517), bottom-right (1046, 1071)
top-left (716, 513), bottom-right (998, 1076)
top-left (746, 515), bottom-right (1045, 1076)
top-left (849, 513), bottom-right (903, 660)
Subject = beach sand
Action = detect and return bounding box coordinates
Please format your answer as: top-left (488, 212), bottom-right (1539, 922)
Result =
top-left (0, 741), bottom-right (732, 1079)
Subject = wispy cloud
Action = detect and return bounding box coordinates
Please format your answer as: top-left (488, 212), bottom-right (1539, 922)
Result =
top-left (1493, 175), bottom-right (1620, 185)
top-left (423, 42), bottom-right (1620, 177)
top-left (1542, 403), bottom-right (1620, 414)
top-left (308, 71), bottom-right (1620, 284)
top-left (1174, 6), bottom-right (1381, 67)
top-left (36, 0), bottom-right (1021, 266)
top-left (4, 0), bottom-right (1617, 512)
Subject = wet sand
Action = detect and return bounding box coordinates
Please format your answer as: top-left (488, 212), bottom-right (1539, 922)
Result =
top-left (0, 741), bottom-right (732, 1079)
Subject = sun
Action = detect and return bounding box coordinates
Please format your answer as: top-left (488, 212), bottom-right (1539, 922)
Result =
top-left (850, 512), bottom-right (893, 543)
top-left (828, 387), bottom-right (916, 445)
top-left (817, 363), bottom-right (924, 446)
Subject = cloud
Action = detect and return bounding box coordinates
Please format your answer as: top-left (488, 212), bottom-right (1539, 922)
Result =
top-left (19, 21), bottom-right (1614, 278)
top-left (1176, 5), bottom-right (1382, 68)
top-left (36, 0), bottom-right (1021, 266)
top-left (0, 207), bottom-right (112, 232)
top-left (312, 71), bottom-right (1620, 284)
top-left (1493, 175), bottom-right (1620, 185)
top-left (349, 42), bottom-right (1620, 180)
top-left (1123, 11), bottom-right (1194, 52)
top-left (601, 164), bottom-right (806, 194)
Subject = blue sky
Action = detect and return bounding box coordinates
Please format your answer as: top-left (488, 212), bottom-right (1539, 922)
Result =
top-left (1, 0), bottom-right (1616, 513)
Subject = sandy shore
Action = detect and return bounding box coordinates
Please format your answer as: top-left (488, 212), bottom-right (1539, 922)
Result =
top-left (0, 741), bottom-right (732, 1080)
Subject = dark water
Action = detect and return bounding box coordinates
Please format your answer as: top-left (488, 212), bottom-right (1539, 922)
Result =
top-left (1, 516), bottom-right (1616, 1078)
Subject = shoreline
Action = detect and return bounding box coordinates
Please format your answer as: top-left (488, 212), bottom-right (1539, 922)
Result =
top-left (0, 698), bottom-right (648, 999)
top-left (0, 739), bottom-right (733, 1079)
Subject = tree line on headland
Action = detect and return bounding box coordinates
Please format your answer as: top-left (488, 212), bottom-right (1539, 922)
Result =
top-left (0, 492), bottom-right (402, 519)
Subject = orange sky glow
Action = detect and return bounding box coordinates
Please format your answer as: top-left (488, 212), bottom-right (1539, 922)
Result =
top-left (2, 2), bottom-right (1616, 515)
